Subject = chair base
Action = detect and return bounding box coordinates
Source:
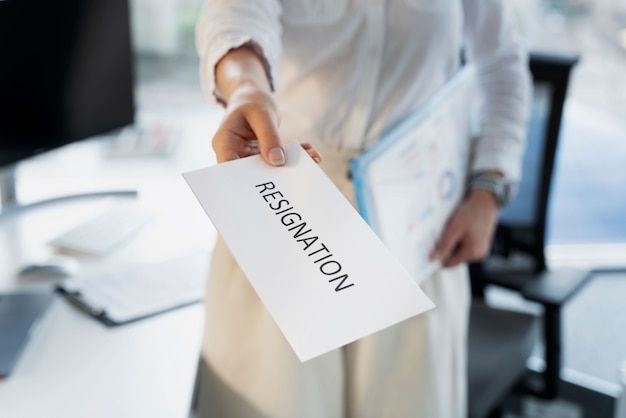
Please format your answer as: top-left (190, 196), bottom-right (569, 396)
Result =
top-left (467, 301), bottom-right (539, 418)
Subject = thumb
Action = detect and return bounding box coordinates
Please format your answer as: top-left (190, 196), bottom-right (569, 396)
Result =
top-left (248, 108), bottom-right (285, 166)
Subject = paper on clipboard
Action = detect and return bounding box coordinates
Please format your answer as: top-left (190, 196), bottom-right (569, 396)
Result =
top-left (57, 254), bottom-right (208, 325)
top-left (351, 66), bottom-right (480, 285)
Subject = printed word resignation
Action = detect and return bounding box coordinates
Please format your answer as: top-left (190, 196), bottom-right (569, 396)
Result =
top-left (255, 181), bottom-right (355, 292)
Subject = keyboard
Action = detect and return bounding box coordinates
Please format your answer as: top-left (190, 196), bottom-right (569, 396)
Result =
top-left (49, 203), bottom-right (152, 257)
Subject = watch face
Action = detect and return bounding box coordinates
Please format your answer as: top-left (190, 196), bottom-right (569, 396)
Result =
top-left (499, 182), bottom-right (511, 206)
top-left (470, 173), bottom-right (510, 206)
top-left (494, 177), bottom-right (511, 206)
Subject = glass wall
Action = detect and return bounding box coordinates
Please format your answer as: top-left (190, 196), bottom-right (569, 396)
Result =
top-left (512, 0), bottom-right (626, 261)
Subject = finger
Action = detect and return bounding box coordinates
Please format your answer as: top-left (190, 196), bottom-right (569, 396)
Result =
top-left (446, 235), bottom-right (493, 267)
top-left (301, 143), bottom-right (322, 164)
top-left (245, 139), bottom-right (260, 150)
top-left (248, 109), bottom-right (284, 166)
top-left (212, 132), bottom-right (242, 163)
top-left (443, 240), bottom-right (472, 267)
top-left (242, 139), bottom-right (261, 157)
top-left (308, 150), bottom-right (322, 164)
top-left (213, 136), bottom-right (255, 163)
top-left (433, 222), bottom-right (463, 263)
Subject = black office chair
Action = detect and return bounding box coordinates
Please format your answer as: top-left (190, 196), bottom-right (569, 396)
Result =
top-left (467, 52), bottom-right (592, 418)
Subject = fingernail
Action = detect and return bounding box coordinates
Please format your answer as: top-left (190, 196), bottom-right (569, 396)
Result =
top-left (269, 147), bottom-right (285, 166)
top-left (313, 156), bottom-right (321, 164)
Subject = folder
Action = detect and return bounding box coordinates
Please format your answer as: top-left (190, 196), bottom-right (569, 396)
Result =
top-left (56, 254), bottom-right (208, 326)
top-left (350, 65), bottom-right (479, 284)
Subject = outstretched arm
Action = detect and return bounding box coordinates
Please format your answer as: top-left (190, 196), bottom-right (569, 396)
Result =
top-left (213, 45), bottom-right (285, 165)
top-left (212, 46), bottom-right (321, 165)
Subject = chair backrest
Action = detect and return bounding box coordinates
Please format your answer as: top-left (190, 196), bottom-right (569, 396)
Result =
top-left (490, 52), bottom-right (579, 273)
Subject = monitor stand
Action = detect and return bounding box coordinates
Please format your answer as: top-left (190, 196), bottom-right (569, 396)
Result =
top-left (0, 165), bottom-right (137, 219)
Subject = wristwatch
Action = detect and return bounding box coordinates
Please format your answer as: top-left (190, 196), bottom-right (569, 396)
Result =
top-left (468, 172), bottom-right (511, 207)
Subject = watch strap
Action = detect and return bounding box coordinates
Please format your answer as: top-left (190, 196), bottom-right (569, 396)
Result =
top-left (468, 172), bottom-right (510, 207)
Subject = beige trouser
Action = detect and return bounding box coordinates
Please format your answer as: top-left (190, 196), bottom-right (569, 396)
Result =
top-left (197, 145), bottom-right (471, 418)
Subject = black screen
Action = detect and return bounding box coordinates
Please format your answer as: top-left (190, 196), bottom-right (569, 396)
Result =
top-left (0, 0), bottom-right (135, 168)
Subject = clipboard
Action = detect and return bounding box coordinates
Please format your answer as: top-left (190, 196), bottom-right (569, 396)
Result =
top-left (350, 66), bottom-right (480, 284)
top-left (56, 254), bottom-right (208, 326)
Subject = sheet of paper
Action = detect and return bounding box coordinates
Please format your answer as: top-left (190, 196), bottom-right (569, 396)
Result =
top-left (183, 142), bottom-right (434, 362)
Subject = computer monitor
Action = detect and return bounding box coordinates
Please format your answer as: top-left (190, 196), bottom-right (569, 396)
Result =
top-left (0, 0), bottom-right (135, 378)
top-left (0, 0), bottom-right (135, 211)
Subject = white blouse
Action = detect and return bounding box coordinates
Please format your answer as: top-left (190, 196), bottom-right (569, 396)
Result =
top-left (196, 0), bottom-right (531, 182)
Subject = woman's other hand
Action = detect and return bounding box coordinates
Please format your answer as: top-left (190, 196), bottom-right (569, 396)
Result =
top-left (431, 189), bottom-right (499, 268)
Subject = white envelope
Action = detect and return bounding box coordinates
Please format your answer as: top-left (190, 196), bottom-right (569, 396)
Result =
top-left (183, 142), bottom-right (434, 362)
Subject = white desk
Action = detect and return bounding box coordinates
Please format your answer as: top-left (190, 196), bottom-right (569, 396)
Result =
top-left (0, 103), bottom-right (221, 418)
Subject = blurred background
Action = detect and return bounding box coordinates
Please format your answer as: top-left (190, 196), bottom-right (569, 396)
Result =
top-left (510, 0), bottom-right (626, 260)
top-left (2, 0), bottom-right (624, 417)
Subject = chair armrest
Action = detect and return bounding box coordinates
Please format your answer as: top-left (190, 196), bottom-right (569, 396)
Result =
top-left (484, 268), bottom-right (592, 307)
top-left (520, 268), bottom-right (592, 306)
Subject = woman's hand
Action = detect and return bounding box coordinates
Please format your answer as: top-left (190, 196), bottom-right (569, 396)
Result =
top-left (212, 86), bottom-right (321, 164)
top-left (212, 83), bottom-right (283, 164)
top-left (212, 46), bottom-right (321, 165)
top-left (431, 189), bottom-right (499, 268)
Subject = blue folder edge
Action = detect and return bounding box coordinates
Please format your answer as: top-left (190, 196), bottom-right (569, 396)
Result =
top-left (350, 65), bottom-right (476, 229)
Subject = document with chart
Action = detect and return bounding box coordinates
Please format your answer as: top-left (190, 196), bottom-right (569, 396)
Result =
top-left (351, 66), bottom-right (479, 285)
top-left (183, 142), bottom-right (434, 362)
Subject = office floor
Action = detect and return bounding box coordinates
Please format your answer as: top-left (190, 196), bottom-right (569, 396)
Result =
top-left (489, 269), bottom-right (626, 418)
top-left (562, 270), bottom-right (626, 387)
